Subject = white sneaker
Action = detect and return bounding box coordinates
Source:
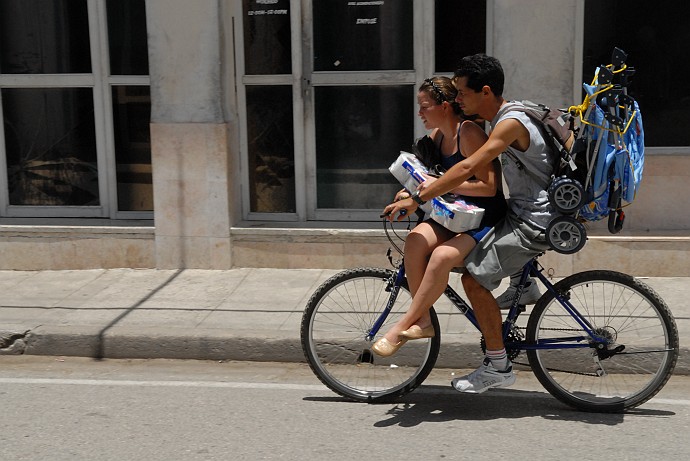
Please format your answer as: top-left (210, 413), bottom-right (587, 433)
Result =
top-left (496, 280), bottom-right (542, 309)
top-left (451, 359), bottom-right (516, 394)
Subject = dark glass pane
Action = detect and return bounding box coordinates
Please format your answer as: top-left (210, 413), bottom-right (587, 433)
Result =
top-left (313, 1), bottom-right (413, 71)
top-left (435, 0), bottom-right (486, 73)
top-left (315, 86), bottom-right (412, 209)
top-left (584, 0), bottom-right (690, 147)
top-left (242, 0), bottom-right (291, 75)
top-left (2, 88), bottom-right (99, 206)
top-left (0, 0), bottom-right (91, 74)
top-left (112, 86), bottom-right (152, 211)
top-left (246, 86), bottom-right (295, 213)
top-left (107, 0), bottom-right (149, 75)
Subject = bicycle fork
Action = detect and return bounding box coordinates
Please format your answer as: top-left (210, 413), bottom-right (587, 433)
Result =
top-left (366, 264), bottom-right (407, 341)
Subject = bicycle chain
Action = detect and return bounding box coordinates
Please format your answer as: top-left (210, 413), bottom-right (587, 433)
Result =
top-left (510, 326), bottom-right (602, 377)
top-left (512, 359), bottom-right (600, 377)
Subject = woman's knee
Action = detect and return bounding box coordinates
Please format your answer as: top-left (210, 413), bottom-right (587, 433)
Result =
top-left (404, 229), bottom-right (434, 258)
top-left (428, 246), bottom-right (463, 272)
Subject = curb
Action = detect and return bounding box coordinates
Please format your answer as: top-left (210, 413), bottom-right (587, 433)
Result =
top-left (3, 327), bottom-right (688, 375)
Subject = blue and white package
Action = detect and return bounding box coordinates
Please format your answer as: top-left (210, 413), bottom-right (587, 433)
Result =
top-left (389, 152), bottom-right (484, 231)
top-left (429, 197), bottom-right (484, 233)
top-left (388, 152), bottom-right (432, 213)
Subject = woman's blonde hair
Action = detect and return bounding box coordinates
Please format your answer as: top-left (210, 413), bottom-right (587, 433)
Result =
top-left (419, 76), bottom-right (462, 116)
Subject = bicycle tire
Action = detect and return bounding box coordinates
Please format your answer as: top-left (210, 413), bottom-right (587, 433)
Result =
top-left (526, 270), bottom-right (679, 412)
top-left (300, 267), bottom-right (440, 402)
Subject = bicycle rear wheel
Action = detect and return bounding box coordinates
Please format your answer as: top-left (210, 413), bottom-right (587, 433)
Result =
top-left (300, 267), bottom-right (440, 402)
top-left (526, 270), bottom-right (679, 412)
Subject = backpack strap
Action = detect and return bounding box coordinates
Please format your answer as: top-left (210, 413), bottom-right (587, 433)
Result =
top-left (492, 103), bottom-right (552, 191)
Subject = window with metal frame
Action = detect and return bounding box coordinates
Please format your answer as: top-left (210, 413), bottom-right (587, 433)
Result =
top-left (236, 0), bottom-right (487, 223)
top-left (0, 0), bottom-right (152, 219)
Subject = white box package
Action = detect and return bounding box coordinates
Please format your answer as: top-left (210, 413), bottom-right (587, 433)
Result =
top-left (389, 151), bottom-right (485, 232)
top-left (428, 197), bottom-right (484, 233)
top-left (388, 152), bottom-right (432, 213)
top-left (389, 151), bottom-right (427, 193)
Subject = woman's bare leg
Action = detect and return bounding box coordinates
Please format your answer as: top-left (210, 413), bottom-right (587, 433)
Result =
top-left (381, 230), bottom-right (476, 343)
top-left (403, 234), bottom-right (476, 329)
top-left (403, 222), bottom-right (452, 296)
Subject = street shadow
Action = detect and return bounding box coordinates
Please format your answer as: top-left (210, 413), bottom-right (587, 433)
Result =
top-left (94, 269), bottom-right (184, 359)
top-left (304, 384), bottom-right (675, 426)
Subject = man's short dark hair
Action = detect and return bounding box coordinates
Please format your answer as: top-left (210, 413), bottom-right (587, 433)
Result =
top-left (454, 54), bottom-right (505, 97)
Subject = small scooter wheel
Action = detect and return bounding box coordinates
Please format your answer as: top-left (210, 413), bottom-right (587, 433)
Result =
top-left (548, 177), bottom-right (586, 214)
top-left (546, 216), bottom-right (587, 254)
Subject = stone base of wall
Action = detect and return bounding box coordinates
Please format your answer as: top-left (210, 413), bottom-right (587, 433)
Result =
top-left (231, 226), bottom-right (690, 277)
top-left (151, 123), bottom-right (236, 270)
top-left (1, 224), bottom-right (688, 277)
top-left (0, 226), bottom-right (155, 270)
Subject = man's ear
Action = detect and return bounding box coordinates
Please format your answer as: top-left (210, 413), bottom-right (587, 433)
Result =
top-left (482, 85), bottom-right (491, 96)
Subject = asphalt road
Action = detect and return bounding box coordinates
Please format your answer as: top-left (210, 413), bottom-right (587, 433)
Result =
top-left (1, 357), bottom-right (689, 460)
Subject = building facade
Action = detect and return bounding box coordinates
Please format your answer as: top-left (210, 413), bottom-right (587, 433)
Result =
top-left (1, 0), bottom-right (689, 276)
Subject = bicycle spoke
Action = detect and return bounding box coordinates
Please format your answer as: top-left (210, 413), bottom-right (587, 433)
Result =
top-left (301, 268), bottom-right (440, 402)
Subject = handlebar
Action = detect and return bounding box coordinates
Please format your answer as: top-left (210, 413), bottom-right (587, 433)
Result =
top-left (379, 209), bottom-right (407, 218)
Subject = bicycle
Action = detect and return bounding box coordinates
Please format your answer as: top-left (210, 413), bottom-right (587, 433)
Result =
top-left (300, 218), bottom-right (679, 412)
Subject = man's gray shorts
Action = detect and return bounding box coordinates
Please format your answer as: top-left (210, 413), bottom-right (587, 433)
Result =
top-left (464, 212), bottom-right (550, 291)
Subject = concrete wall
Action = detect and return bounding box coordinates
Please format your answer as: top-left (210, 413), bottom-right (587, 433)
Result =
top-left (145, 0), bottom-right (239, 269)
top-left (493, 0), bottom-right (579, 109)
top-left (0, 226), bottom-right (154, 269)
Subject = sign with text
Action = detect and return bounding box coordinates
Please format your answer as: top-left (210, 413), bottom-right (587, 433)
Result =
top-left (313, 0), bottom-right (412, 71)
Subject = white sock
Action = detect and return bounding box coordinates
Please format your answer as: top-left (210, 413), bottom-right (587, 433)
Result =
top-left (486, 349), bottom-right (510, 372)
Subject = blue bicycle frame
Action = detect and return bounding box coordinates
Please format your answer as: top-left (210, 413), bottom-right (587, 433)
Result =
top-left (367, 258), bottom-right (612, 351)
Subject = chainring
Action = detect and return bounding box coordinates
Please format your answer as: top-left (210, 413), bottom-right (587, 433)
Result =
top-left (480, 325), bottom-right (523, 361)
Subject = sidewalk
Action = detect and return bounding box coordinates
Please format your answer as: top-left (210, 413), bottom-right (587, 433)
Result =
top-left (0, 268), bottom-right (688, 373)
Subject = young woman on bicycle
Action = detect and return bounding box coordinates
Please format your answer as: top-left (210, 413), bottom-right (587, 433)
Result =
top-left (372, 76), bottom-right (508, 357)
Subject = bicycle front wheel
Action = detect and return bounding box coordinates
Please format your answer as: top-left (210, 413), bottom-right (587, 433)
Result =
top-left (300, 267), bottom-right (440, 402)
top-left (526, 270), bottom-right (679, 412)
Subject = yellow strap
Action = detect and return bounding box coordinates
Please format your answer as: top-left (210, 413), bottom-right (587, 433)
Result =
top-left (567, 63), bottom-right (635, 135)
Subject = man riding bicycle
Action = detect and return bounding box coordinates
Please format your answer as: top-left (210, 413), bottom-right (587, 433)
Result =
top-left (383, 54), bottom-right (559, 393)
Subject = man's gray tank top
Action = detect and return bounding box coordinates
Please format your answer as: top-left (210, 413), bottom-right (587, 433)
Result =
top-left (491, 104), bottom-right (559, 229)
